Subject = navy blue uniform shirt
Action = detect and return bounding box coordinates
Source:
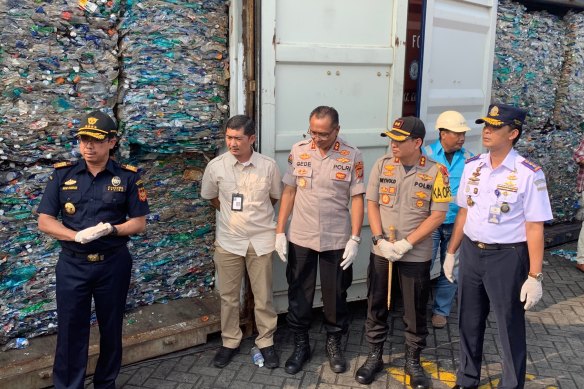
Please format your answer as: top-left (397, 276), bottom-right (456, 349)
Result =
top-left (37, 159), bottom-right (150, 253)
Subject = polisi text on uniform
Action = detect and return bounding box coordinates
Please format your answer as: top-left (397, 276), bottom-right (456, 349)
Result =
top-left (333, 164), bottom-right (351, 171)
top-left (414, 182), bottom-right (432, 190)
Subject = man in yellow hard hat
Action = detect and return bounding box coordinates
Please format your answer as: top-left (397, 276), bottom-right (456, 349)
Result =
top-left (423, 111), bottom-right (473, 329)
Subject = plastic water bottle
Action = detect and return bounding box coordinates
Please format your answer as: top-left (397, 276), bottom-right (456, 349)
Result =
top-left (251, 346), bottom-right (264, 367)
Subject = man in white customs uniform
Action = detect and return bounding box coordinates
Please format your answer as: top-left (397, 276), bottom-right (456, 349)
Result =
top-left (444, 104), bottom-right (553, 389)
top-left (201, 115), bottom-right (281, 369)
top-left (275, 106), bottom-right (365, 375)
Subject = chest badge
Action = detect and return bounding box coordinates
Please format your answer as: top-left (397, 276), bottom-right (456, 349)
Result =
top-left (64, 202), bottom-right (76, 215)
top-left (111, 176), bottom-right (122, 186)
top-left (64, 179), bottom-right (76, 186)
top-left (298, 177), bottom-right (307, 188)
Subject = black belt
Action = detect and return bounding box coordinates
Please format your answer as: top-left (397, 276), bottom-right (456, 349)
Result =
top-left (471, 240), bottom-right (527, 250)
top-left (62, 247), bottom-right (121, 262)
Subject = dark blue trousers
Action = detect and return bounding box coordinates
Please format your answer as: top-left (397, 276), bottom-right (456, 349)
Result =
top-left (286, 242), bottom-right (353, 335)
top-left (456, 236), bottom-right (529, 389)
top-left (53, 246), bottom-right (132, 389)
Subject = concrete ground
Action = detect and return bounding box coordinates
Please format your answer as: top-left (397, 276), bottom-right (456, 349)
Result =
top-left (85, 241), bottom-right (584, 389)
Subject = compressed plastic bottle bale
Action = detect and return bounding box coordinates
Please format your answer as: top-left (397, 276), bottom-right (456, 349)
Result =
top-left (516, 129), bottom-right (581, 223)
top-left (117, 0), bottom-right (230, 155)
top-left (119, 153), bottom-right (217, 308)
top-left (554, 11), bottom-right (584, 131)
top-left (0, 1), bottom-right (120, 164)
top-left (0, 162), bottom-right (60, 343)
top-left (492, 1), bottom-right (565, 131)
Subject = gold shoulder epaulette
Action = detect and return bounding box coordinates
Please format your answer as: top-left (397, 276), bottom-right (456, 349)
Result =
top-left (521, 159), bottom-right (541, 172)
top-left (121, 164), bottom-right (138, 173)
top-left (53, 161), bottom-right (75, 169)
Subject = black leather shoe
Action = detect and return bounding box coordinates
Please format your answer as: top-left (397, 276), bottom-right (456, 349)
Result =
top-left (260, 345), bottom-right (279, 369)
top-left (213, 346), bottom-right (239, 368)
top-left (285, 333), bottom-right (311, 374)
top-left (326, 333), bottom-right (347, 373)
top-left (355, 342), bottom-right (384, 385)
top-left (452, 385), bottom-right (478, 389)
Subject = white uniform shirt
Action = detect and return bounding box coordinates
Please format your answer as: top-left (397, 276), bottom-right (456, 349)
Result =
top-left (201, 151), bottom-right (282, 256)
top-left (456, 149), bottom-right (553, 243)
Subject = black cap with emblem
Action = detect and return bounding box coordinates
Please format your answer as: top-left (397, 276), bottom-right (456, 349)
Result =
top-left (76, 111), bottom-right (118, 140)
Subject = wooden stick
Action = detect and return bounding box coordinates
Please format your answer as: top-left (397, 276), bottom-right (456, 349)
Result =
top-left (387, 226), bottom-right (396, 309)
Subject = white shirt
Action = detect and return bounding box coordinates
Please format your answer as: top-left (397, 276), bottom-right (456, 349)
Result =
top-left (457, 149), bottom-right (553, 243)
top-left (201, 151), bottom-right (282, 256)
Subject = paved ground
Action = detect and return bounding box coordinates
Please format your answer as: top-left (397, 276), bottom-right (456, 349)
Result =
top-left (85, 242), bottom-right (583, 389)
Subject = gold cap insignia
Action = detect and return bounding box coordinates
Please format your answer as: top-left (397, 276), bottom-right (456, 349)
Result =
top-left (489, 106), bottom-right (499, 117)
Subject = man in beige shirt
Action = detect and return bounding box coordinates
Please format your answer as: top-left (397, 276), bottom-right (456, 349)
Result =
top-left (276, 106), bottom-right (365, 375)
top-left (201, 115), bottom-right (281, 369)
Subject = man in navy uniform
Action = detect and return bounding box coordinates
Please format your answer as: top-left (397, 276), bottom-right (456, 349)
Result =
top-left (444, 104), bottom-right (552, 389)
top-left (38, 111), bottom-right (150, 389)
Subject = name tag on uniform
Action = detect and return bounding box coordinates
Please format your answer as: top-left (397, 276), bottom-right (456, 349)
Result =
top-left (488, 204), bottom-right (501, 224)
top-left (232, 193), bottom-right (244, 211)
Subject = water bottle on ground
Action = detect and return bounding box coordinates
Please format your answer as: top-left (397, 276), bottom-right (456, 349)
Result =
top-left (251, 346), bottom-right (264, 367)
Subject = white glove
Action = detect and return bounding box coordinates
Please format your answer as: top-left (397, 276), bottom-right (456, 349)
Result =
top-left (378, 240), bottom-right (400, 262)
top-left (340, 239), bottom-right (359, 270)
top-left (74, 222), bottom-right (113, 244)
top-left (275, 233), bottom-right (287, 262)
top-left (392, 239), bottom-right (413, 260)
top-left (443, 252), bottom-right (457, 283)
top-left (520, 276), bottom-right (543, 310)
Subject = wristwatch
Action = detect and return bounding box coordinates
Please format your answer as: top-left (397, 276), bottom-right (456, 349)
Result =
top-left (528, 272), bottom-right (543, 282)
top-left (110, 225), bottom-right (119, 236)
top-left (350, 235), bottom-right (361, 244)
top-left (371, 235), bottom-right (384, 245)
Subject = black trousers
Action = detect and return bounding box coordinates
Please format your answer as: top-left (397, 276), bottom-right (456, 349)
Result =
top-left (365, 253), bottom-right (431, 349)
top-left (53, 246), bottom-right (132, 389)
top-left (456, 235), bottom-right (529, 389)
top-left (286, 242), bottom-right (353, 334)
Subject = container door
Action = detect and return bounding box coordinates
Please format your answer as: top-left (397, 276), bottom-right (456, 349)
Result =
top-left (418, 0), bottom-right (498, 154)
top-left (260, 0), bottom-right (408, 312)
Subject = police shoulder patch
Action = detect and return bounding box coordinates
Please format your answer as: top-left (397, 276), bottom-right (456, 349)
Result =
top-left (521, 159), bottom-right (541, 172)
top-left (121, 164), bottom-right (138, 173)
top-left (465, 154), bottom-right (481, 164)
top-left (53, 161), bottom-right (75, 169)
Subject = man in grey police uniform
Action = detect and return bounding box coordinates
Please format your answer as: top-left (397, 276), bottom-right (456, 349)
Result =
top-left (275, 106), bottom-right (365, 375)
top-left (444, 104), bottom-right (553, 389)
top-left (356, 116), bottom-right (451, 388)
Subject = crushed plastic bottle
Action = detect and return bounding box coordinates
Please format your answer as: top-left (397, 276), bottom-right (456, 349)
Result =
top-left (251, 346), bottom-right (264, 367)
top-left (2, 337), bottom-right (29, 351)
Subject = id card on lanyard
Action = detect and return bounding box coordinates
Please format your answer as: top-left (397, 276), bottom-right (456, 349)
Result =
top-left (231, 193), bottom-right (244, 211)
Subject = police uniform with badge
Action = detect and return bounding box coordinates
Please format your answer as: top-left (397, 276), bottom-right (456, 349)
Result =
top-left (37, 111), bottom-right (150, 389)
top-left (444, 104), bottom-right (552, 389)
top-left (276, 106), bottom-right (365, 375)
top-left (356, 117), bottom-right (451, 387)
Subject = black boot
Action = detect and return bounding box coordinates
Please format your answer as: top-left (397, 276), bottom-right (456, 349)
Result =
top-left (404, 345), bottom-right (430, 389)
top-left (285, 333), bottom-right (310, 374)
top-left (325, 333), bottom-right (347, 373)
top-left (355, 342), bottom-right (384, 385)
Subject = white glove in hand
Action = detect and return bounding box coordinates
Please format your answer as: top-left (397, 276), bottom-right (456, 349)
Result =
top-left (392, 239), bottom-right (413, 260)
top-left (444, 252), bottom-right (457, 283)
top-left (520, 277), bottom-right (543, 310)
top-left (275, 233), bottom-right (288, 262)
top-left (74, 222), bottom-right (113, 244)
top-left (340, 239), bottom-right (359, 270)
top-left (378, 240), bottom-right (399, 262)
